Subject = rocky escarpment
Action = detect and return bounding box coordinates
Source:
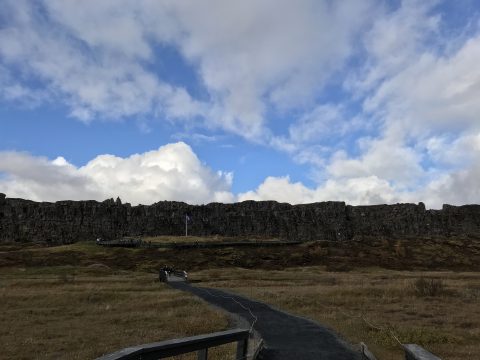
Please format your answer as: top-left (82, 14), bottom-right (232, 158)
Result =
top-left (0, 193), bottom-right (479, 244)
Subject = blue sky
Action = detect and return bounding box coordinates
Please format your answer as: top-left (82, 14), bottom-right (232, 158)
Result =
top-left (1, 0), bottom-right (480, 208)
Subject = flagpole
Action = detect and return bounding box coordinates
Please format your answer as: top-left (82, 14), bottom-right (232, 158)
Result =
top-left (185, 215), bottom-right (188, 237)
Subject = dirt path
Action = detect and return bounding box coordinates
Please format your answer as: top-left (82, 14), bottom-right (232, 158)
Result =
top-left (170, 282), bottom-right (361, 360)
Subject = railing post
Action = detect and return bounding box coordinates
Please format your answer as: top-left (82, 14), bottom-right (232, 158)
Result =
top-left (197, 348), bottom-right (208, 360)
top-left (235, 338), bottom-right (248, 360)
top-left (360, 342), bottom-right (377, 360)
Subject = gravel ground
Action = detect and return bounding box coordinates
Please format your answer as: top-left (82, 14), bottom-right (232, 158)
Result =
top-left (171, 281), bottom-right (362, 360)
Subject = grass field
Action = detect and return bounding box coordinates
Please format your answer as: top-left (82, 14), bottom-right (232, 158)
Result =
top-left (194, 267), bottom-right (480, 359)
top-left (1, 237), bottom-right (479, 359)
top-left (2, 235), bottom-right (479, 272)
top-left (0, 266), bottom-right (235, 360)
top-left (142, 235), bottom-right (282, 244)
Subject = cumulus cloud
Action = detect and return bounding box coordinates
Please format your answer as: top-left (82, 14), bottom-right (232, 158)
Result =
top-left (288, 105), bottom-right (345, 144)
top-left (171, 0), bottom-right (374, 136)
top-left (0, 143), bottom-right (234, 205)
top-left (1, 140), bottom-right (480, 209)
top-left (238, 161), bottom-right (480, 209)
top-left (0, 152), bottom-right (100, 201)
top-left (327, 137), bottom-right (425, 187)
top-left (0, 0), bottom-right (375, 141)
top-left (0, 0), bottom-right (204, 123)
top-left (364, 35), bottom-right (480, 137)
top-left (347, 0), bottom-right (442, 93)
top-left (241, 1), bottom-right (480, 212)
top-left (287, 0), bottom-right (480, 208)
top-left (1, 0), bottom-right (480, 209)
top-left (417, 161), bottom-right (480, 207)
top-left (349, 0), bottom-right (480, 143)
top-left (238, 175), bottom-right (401, 206)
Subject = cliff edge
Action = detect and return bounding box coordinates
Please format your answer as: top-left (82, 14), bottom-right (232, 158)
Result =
top-left (1, 193), bottom-right (479, 244)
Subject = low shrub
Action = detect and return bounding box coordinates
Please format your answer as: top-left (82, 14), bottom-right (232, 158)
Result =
top-left (57, 269), bottom-right (75, 284)
top-left (412, 278), bottom-right (446, 297)
top-left (325, 262), bottom-right (352, 272)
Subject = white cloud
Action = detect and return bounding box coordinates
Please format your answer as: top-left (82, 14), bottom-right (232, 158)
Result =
top-left (238, 154), bottom-right (480, 209)
top-left (172, 132), bottom-right (219, 144)
top-left (364, 35), bottom-right (480, 137)
top-left (346, 0), bottom-right (480, 144)
top-left (172, 0), bottom-right (375, 133)
top-left (1, 0), bottom-right (480, 209)
top-left (309, 0), bottom-right (480, 207)
top-left (0, 0), bottom-right (375, 141)
top-left (284, 104), bottom-right (371, 169)
top-left (417, 160), bottom-right (480, 207)
top-left (238, 176), bottom-right (317, 204)
top-left (327, 137), bottom-right (425, 187)
top-left (0, 152), bottom-right (100, 201)
top-left (288, 105), bottom-right (345, 144)
top-left (1, 140), bottom-right (480, 209)
top-left (0, 0), bottom-right (203, 124)
top-left (0, 143), bottom-right (234, 205)
top-left (348, 0), bottom-right (441, 93)
top-left (238, 175), bottom-right (400, 205)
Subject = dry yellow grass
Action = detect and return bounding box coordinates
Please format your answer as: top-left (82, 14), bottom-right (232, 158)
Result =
top-left (194, 267), bottom-right (480, 360)
top-left (0, 266), bottom-right (234, 360)
top-left (3, 235), bottom-right (479, 273)
top-left (2, 237), bottom-right (479, 359)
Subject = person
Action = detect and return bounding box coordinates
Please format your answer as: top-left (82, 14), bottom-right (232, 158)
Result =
top-left (159, 267), bottom-right (169, 282)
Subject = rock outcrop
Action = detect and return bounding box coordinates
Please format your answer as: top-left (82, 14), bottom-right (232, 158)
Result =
top-left (0, 193), bottom-right (479, 244)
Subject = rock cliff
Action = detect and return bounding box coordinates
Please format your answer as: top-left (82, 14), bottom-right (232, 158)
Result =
top-left (0, 193), bottom-right (479, 244)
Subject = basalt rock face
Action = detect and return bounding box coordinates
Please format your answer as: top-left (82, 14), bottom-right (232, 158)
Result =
top-left (0, 193), bottom-right (479, 244)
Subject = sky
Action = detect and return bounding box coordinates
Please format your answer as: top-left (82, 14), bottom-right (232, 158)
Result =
top-left (0, 0), bottom-right (480, 208)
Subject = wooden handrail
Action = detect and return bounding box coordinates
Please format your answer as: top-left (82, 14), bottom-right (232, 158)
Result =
top-left (403, 344), bottom-right (441, 360)
top-left (96, 329), bottom-right (250, 360)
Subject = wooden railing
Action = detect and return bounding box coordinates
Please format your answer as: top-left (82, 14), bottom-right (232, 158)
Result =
top-left (96, 329), bottom-right (250, 360)
top-left (361, 342), bottom-right (441, 360)
top-left (403, 344), bottom-right (441, 360)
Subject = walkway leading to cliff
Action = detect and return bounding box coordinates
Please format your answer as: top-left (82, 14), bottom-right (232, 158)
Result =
top-left (170, 282), bottom-right (361, 360)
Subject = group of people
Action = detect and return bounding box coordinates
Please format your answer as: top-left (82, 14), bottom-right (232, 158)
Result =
top-left (159, 266), bottom-right (188, 281)
top-left (161, 265), bottom-right (175, 273)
